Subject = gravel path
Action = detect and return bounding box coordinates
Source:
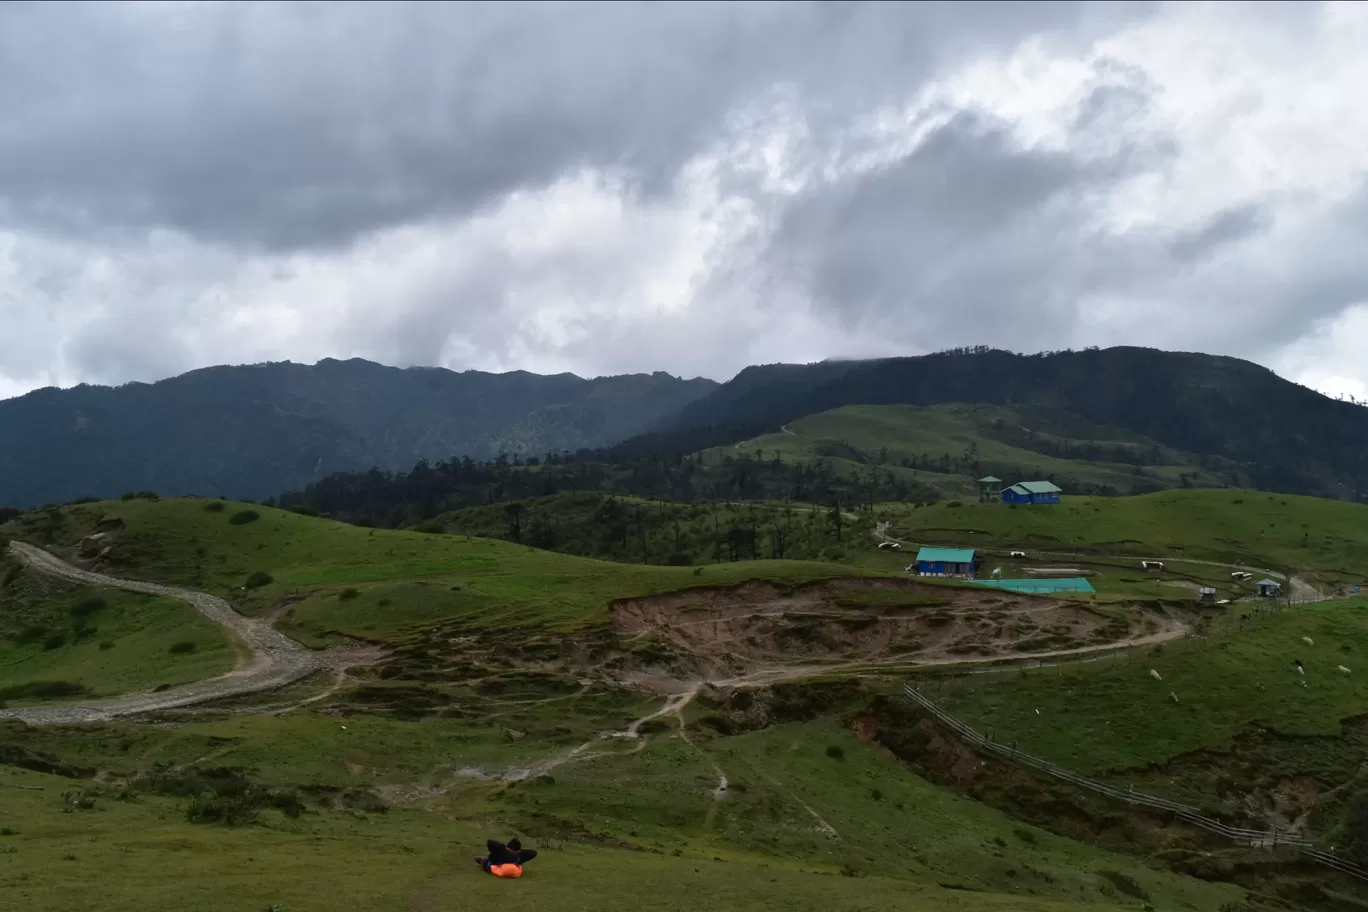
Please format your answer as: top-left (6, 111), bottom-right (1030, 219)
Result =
top-left (1, 541), bottom-right (321, 725)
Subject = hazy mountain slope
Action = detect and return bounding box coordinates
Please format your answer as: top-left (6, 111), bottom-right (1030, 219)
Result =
top-left (0, 359), bottom-right (715, 506)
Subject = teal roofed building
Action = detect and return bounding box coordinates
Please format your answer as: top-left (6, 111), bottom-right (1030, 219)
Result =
top-left (1002, 480), bottom-right (1062, 504)
top-left (914, 547), bottom-right (976, 577)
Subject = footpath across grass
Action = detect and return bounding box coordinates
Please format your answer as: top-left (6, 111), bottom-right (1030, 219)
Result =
top-left (0, 727), bottom-right (1244, 912)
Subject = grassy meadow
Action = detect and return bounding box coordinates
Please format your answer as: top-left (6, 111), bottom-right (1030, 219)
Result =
top-left (3, 498), bottom-right (884, 640)
top-left (707, 404), bottom-right (1233, 499)
top-left (5, 493), bottom-right (1368, 907)
top-left (0, 565), bottom-right (236, 704)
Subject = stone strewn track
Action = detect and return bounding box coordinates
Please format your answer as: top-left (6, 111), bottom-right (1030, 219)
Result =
top-left (1, 541), bottom-right (321, 724)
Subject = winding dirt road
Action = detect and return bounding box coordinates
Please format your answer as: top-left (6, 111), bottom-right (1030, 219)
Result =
top-left (1, 542), bottom-right (321, 725)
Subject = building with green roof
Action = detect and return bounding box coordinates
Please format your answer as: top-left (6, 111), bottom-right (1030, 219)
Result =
top-left (914, 547), bottom-right (976, 577)
top-left (977, 475), bottom-right (1003, 503)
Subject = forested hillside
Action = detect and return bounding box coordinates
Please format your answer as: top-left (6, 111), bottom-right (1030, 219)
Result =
top-left (0, 359), bottom-right (715, 507)
top-left (647, 347), bottom-right (1368, 500)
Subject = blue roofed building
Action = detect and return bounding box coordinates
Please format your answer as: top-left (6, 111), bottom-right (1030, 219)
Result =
top-left (1001, 480), bottom-right (1062, 504)
top-left (914, 547), bottom-right (976, 578)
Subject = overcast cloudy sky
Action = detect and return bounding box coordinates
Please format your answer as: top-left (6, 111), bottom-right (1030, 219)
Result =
top-left (3, 0), bottom-right (1368, 402)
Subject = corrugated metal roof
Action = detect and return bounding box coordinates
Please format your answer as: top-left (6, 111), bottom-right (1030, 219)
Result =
top-left (916, 547), bottom-right (976, 563)
top-left (978, 476), bottom-right (1002, 483)
top-left (1012, 480), bottom-right (1062, 494)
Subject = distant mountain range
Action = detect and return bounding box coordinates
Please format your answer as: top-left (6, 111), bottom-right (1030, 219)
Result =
top-left (4, 346), bottom-right (1366, 510)
top-left (0, 359), bottom-right (716, 507)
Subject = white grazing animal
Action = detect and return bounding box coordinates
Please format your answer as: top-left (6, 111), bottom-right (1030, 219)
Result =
top-left (1338, 665), bottom-right (1352, 675)
top-left (1302, 636), bottom-right (1315, 646)
top-left (1296, 665), bottom-right (1305, 677)
top-left (1149, 669), bottom-right (1162, 682)
top-left (1169, 692), bottom-right (1179, 703)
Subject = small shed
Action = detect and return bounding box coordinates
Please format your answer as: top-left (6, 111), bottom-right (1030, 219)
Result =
top-left (1257, 578), bottom-right (1282, 598)
top-left (977, 476), bottom-right (1003, 503)
top-left (1001, 480), bottom-right (1062, 505)
top-left (915, 547), bottom-right (976, 578)
top-left (1198, 587), bottom-right (1217, 604)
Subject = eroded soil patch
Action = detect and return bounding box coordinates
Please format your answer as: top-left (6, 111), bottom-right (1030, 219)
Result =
top-left (613, 579), bottom-right (1189, 679)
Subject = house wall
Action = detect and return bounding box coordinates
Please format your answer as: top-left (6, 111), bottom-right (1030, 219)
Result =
top-left (1002, 489), bottom-right (1060, 504)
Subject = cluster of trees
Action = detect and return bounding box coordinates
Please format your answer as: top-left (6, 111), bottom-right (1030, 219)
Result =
top-left (435, 493), bottom-right (865, 566)
top-left (277, 446), bottom-right (934, 530)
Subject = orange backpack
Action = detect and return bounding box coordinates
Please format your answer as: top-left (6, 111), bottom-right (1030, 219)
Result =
top-left (490, 863), bottom-right (523, 879)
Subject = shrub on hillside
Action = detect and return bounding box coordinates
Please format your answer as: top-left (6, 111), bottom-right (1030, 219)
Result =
top-left (69, 597), bottom-right (107, 619)
top-left (14, 624), bottom-right (51, 646)
top-left (229, 510), bottom-right (260, 525)
top-left (168, 641), bottom-right (198, 655)
top-left (338, 588), bottom-right (360, 601)
top-left (0, 680), bottom-right (91, 703)
top-left (203, 501), bottom-right (226, 513)
top-left (1345, 793), bottom-right (1368, 865)
top-left (243, 571), bottom-right (273, 589)
top-left (825, 745), bottom-right (844, 759)
top-left (1097, 870), bottom-right (1149, 900)
top-left (41, 632), bottom-right (67, 651)
top-left (289, 504), bottom-right (319, 517)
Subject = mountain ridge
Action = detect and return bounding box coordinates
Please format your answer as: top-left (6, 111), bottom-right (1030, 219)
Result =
top-left (0, 358), bottom-right (717, 507)
top-left (636, 346), bottom-right (1368, 500)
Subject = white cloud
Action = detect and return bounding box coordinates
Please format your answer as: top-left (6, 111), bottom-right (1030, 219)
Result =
top-left (2, 1), bottom-right (1368, 401)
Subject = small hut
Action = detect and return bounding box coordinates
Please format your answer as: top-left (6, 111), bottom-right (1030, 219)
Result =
top-left (1256, 578), bottom-right (1282, 598)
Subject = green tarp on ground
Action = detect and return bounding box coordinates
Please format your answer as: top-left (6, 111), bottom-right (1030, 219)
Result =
top-left (970, 577), bottom-right (1096, 594)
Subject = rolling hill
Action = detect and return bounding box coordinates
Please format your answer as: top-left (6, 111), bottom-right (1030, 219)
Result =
top-left (0, 358), bottom-right (716, 508)
top-left (641, 346), bottom-right (1368, 501)
top-left (4, 497), bottom-right (1368, 908)
top-left (711, 402), bottom-right (1236, 499)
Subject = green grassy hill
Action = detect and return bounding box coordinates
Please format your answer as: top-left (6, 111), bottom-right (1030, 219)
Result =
top-left (427, 487), bottom-right (1368, 603)
top-left (5, 497), bottom-right (1368, 909)
top-left (1, 498), bottom-right (878, 639)
top-left (707, 403), bottom-right (1235, 500)
top-left (878, 488), bottom-right (1368, 592)
top-left (0, 555), bottom-right (236, 704)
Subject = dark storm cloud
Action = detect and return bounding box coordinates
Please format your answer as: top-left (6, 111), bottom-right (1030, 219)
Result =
top-left (1168, 203), bottom-right (1272, 264)
top-left (0, 0), bottom-right (1146, 252)
top-left (765, 102), bottom-right (1176, 350)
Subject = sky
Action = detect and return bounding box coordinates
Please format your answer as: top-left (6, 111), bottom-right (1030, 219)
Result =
top-left (3, 0), bottom-right (1368, 402)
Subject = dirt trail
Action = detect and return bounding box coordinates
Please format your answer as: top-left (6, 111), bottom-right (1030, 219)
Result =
top-left (0, 541), bottom-right (322, 724)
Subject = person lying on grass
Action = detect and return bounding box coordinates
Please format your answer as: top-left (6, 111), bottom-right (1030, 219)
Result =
top-left (476, 838), bottom-right (538, 877)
